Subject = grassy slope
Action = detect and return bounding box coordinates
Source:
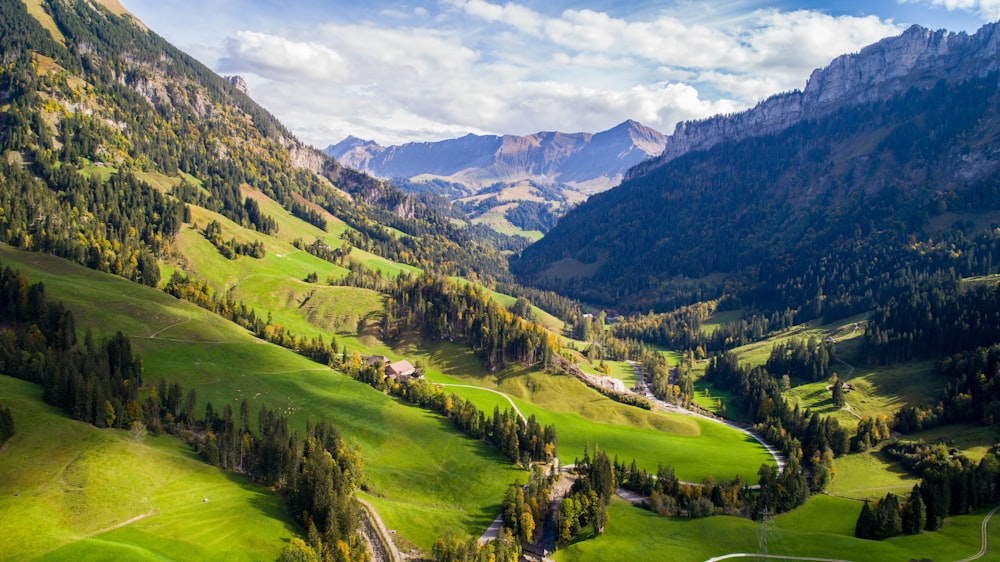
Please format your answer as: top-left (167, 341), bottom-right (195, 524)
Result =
top-left (555, 495), bottom-right (1000, 562)
top-left (404, 342), bottom-right (774, 482)
top-left (0, 376), bottom-right (293, 562)
top-left (0, 245), bottom-right (520, 552)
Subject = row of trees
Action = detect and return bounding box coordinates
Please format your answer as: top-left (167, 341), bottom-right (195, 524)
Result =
top-left (202, 220), bottom-right (266, 259)
top-left (558, 447), bottom-right (616, 543)
top-left (765, 336), bottom-right (833, 383)
top-left (856, 487), bottom-right (926, 540)
top-left (384, 376), bottom-right (556, 466)
top-left (381, 272), bottom-right (559, 372)
top-left (619, 456), bottom-right (810, 521)
top-left (0, 263), bottom-right (366, 561)
top-left (705, 351), bottom-right (852, 464)
top-left (501, 467), bottom-right (554, 544)
top-left (857, 442), bottom-right (1000, 539)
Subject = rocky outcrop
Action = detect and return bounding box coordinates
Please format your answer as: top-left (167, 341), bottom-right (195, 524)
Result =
top-left (326, 120), bottom-right (665, 190)
top-left (224, 74), bottom-right (250, 97)
top-left (631, 22), bottom-right (1000, 179)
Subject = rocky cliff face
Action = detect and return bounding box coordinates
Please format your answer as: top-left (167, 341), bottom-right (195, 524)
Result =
top-left (327, 120), bottom-right (665, 190)
top-left (631, 22), bottom-right (1000, 179)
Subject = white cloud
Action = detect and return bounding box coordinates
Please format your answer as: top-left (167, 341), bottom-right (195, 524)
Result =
top-left (744, 10), bottom-right (903, 82)
top-left (209, 0), bottom-right (906, 146)
top-left (447, 0), bottom-right (544, 35)
top-left (217, 31), bottom-right (346, 81)
top-left (900, 0), bottom-right (1000, 20)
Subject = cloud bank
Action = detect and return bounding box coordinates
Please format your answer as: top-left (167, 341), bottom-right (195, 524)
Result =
top-left (208, 1), bottom-right (909, 145)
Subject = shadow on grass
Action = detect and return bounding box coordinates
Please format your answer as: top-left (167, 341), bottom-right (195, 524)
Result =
top-left (222, 470), bottom-right (300, 535)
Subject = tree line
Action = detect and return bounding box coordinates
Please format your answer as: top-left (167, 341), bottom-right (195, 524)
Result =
top-left (864, 278), bottom-right (1000, 365)
top-left (202, 219), bottom-right (266, 260)
top-left (705, 351), bottom-right (852, 464)
top-left (380, 272), bottom-right (560, 372)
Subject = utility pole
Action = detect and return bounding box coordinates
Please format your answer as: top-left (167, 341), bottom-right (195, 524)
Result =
top-left (758, 506), bottom-right (770, 561)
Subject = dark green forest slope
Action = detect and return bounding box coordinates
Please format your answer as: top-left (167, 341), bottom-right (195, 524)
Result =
top-left (513, 70), bottom-right (1000, 318)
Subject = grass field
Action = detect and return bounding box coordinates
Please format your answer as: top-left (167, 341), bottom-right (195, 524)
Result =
top-left (554, 494), bottom-right (1000, 562)
top-left (0, 245), bottom-right (520, 552)
top-left (404, 342), bottom-right (775, 482)
top-left (900, 423), bottom-right (1000, 463)
top-left (0, 376), bottom-right (294, 561)
top-left (825, 446), bottom-right (921, 500)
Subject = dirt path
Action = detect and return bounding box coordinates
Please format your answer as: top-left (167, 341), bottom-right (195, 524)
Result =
top-left (954, 505), bottom-right (1000, 562)
top-left (91, 509), bottom-right (157, 535)
top-left (438, 384), bottom-right (526, 423)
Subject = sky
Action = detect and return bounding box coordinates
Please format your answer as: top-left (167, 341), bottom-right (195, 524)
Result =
top-left (119, 1), bottom-right (997, 147)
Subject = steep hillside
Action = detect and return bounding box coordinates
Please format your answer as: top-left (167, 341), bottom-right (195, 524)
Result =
top-left (514, 23), bottom-right (1000, 316)
top-left (0, 0), bottom-right (519, 292)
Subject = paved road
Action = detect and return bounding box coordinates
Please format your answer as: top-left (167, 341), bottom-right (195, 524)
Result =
top-left (626, 361), bottom-right (785, 473)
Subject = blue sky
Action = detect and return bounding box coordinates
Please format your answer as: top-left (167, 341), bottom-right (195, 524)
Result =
top-left (120, 1), bottom-right (996, 147)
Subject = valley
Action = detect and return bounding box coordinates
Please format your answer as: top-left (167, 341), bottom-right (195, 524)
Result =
top-left (2, 2), bottom-right (1000, 562)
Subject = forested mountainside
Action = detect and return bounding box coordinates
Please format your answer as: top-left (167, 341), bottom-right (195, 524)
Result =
top-left (0, 0), bottom-right (531, 289)
top-left (513, 27), bottom-right (1000, 318)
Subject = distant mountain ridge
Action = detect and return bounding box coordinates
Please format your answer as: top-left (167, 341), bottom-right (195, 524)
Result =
top-left (631, 22), bottom-right (1000, 179)
top-left (327, 120), bottom-right (666, 191)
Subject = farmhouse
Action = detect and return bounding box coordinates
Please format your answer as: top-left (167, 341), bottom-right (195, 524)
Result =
top-left (385, 359), bottom-right (418, 381)
top-left (365, 355), bottom-right (391, 368)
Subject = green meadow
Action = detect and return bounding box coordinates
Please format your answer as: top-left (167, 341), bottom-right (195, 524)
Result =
top-left (405, 342), bottom-right (775, 482)
top-left (555, 494), bottom-right (1000, 562)
top-left (0, 376), bottom-right (294, 562)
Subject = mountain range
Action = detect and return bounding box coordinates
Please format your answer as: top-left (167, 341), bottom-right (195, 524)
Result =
top-left (326, 120), bottom-right (666, 237)
top-left (327, 119), bottom-right (666, 192)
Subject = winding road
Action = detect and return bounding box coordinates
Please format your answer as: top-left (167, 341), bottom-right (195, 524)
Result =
top-left (626, 361), bottom-right (786, 473)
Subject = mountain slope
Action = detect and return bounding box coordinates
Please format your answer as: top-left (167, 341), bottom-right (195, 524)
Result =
top-left (631, 22), bottom-right (1000, 179)
top-left (513, 23), bottom-right (1000, 315)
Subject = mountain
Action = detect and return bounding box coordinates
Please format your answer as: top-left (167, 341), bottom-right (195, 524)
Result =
top-left (630, 23), bottom-right (1000, 179)
top-left (327, 120), bottom-right (666, 191)
top-left (326, 121), bottom-right (666, 238)
top-left (513, 22), bottom-right (1000, 315)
